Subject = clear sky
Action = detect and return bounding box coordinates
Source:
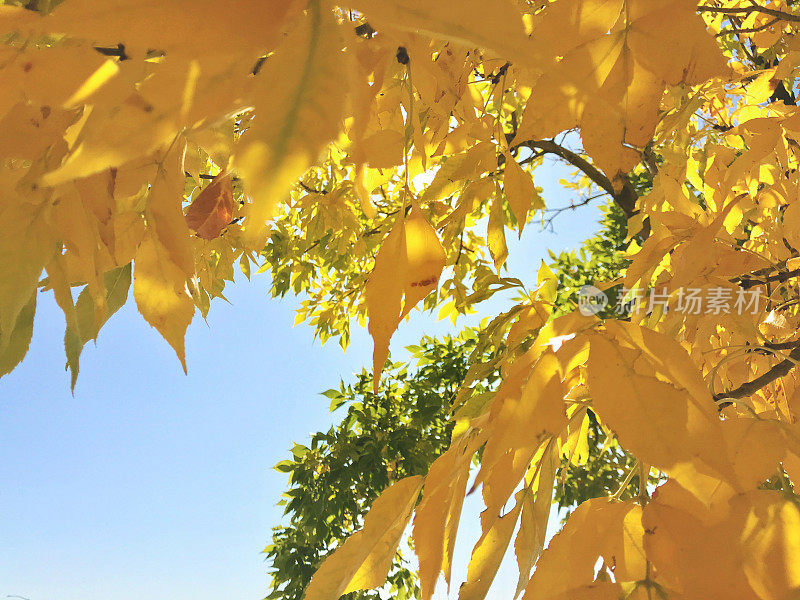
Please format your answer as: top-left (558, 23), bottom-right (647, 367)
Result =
top-left (0, 159), bottom-right (603, 600)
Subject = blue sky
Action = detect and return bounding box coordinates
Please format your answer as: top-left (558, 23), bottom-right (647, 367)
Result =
top-left (0, 161), bottom-right (603, 600)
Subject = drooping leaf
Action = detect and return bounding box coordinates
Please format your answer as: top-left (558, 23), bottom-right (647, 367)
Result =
top-left (303, 475), bottom-right (423, 600)
top-left (134, 232), bottom-right (194, 372)
top-left (414, 433), bottom-right (483, 600)
top-left (0, 289), bottom-right (36, 377)
top-left (514, 441), bottom-right (557, 597)
top-left (64, 263), bottom-right (132, 390)
top-left (524, 498), bottom-right (646, 600)
top-left (237, 2), bottom-right (348, 247)
top-left (643, 481), bottom-right (800, 600)
top-left (458, 489), bottom-right (524, 600)
top-left (502, 153), bottom-right (540, 235)
top-left (366, 205), bottom-right (446, 391)
top-left (343, 0), bottom-right (533, 68)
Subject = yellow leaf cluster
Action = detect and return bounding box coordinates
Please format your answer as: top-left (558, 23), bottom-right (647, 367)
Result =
top-left (2, 0), bottom-right (800, 598)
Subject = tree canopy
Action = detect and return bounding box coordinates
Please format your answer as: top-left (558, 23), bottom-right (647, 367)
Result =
top-left (2, 1), bottom-right (800, 599)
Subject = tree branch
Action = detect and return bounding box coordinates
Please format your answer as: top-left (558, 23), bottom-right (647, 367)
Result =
top-left (716, 16), bottom-right (781, 36)
top-left (512, 139), bottom-right (639, 219)
top-left (543, 193), bottom-right (608, 228)
top-left (94, 44), bottom-right (129, 60)
top-left (698, 3), bottom-right (800, 22)
top-left (714, 345), bottom-right (800, 402)
top-left (735, 267), bottom-right (800, 289)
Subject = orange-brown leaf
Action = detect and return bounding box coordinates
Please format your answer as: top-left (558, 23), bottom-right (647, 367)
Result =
top-left (185, 173), bottom-right (235, 240)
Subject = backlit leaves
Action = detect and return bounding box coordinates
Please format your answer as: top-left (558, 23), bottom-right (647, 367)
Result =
top-left (304, 476), bottom-right (423, 600)
top-left (185, 172), bottom-right (235, 240)
top-left (236, 1), bottom-right (348, 247)
top-left (2, 1), bottom-right (800, 599)
top-left (343, 0), bottom-right (532, 68)
top-left (517, 0), bottom-right (729, 183)
top-left (366, 205), bottom-right (446, 391)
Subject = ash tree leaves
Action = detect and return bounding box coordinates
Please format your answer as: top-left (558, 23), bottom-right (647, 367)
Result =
top-left (184, 172), bottom-right (236, 240)
top-left (236, 0), bottom-right (349, 246)
top-left (342, 0), bottom-right (533, 68)
top-left (266, 333), bottom-right (486, 600)
top-left (63, 263), bottom-right (132, 389)
top-left (517, 0), bottom-right (729, 185)
top-left (303, 475), bottom-right (423, 600)
top-left (3, 0), bottom-right (800, 599)
top-left (366, 204), bottom-right (446, 391)
top-left (133, 147), bottom-right (196, 371)
top-left (0, 288), bottom-right (36, 377)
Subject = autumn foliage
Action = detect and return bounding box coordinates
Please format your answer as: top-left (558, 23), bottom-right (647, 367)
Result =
top-left (2, 0), bottom-right (800, 599)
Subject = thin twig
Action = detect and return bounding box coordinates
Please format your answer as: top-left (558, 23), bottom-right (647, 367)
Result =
top-left (698, 3), bottom-right (800, 22)
top-left (714, 346), bottom-right (800, 403)
top-left (716, 16), bottom-right (781, 36)
top-left (512, 138), bottom-right (639, 219)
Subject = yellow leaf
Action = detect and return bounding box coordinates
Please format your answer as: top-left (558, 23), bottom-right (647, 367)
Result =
top-left (531, 585), bottom-right (621, 600)
top-left (0, 5), bottom-right (38, 35)
top-left (237, 3), bottom-right (348, 248)
top-left (149, 146), bottom-right (195, 277)
top-left (42, 53), bottom-right (249, 185)
top-left (413, 433), bottom-right (483, 600)
top-left (64, 263), bottom-right (132, 390)
top-left (739, 492), bottom-right (800, 600)
top-left (720, 418), bottom-right (792, 491)
top-left (517, 0), bottom-right (728, 181)
top-left (643, 482), bottom-right (800, 600)
top-left (0, 182), bottom-right (55, 339)
top-left (0, 289), bottom-right (35, 377)
top-left (587, 326), bottom-right (734, 492)
top-left (42, 0), bottom-right (296, 61)
top-left (524, 498), bottom-right (645, 600)
top-left (360, 129), bottom-right (406, 169)
top-left (458, 490), bottom-right (524, 600)
top-left (514, 441), bottom-right (557, 596)
top-left (478, 352), bottom-right (567, 518)
top-left (503, 152), bottom-right (538, 235)
top-left (53, 187), bottom-right (112, 317)
top-left (419, 142), bottom-right (495, 204)
top-left (365, 216), bottom-right (406, 392)
top-left (343, 0), bottom-right (532, 68)
top-left (506, 301), bottom-right (551, 348)
top-left (402, 206), bottom-right (448, 317)
top-left (366, 205), bottom-right (446, 392)
top-left (487, 187), bottom-right (507, 271)
top-left (304, 476), bottom-right (423, 600)
top-left (134, 232), bottom-right (195, 371)
top-left (561, 410), bottom-right (591, 467)
top-left (0, 103), bottom-right (77, 161)
top-left (0, 44), bottom-right (113, 120)
top-left (41, 93), bottom-right (179, 186)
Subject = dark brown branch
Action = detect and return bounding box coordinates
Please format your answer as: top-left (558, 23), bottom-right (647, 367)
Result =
top-left (299, 181), bottom-right (327, 194)
top-left (698, 3), bottom-right (800, 22)
top-left (512, 138), bottom-right (639, 219)
top-left (736, 267), bottom-right (800, 289)
top-left (514, 139), bottom-right (615, 196)
top-left (714, 346), bottom-right (800, 402)
top-left (94, 44), bottom-right (129, 60)
top-left (716, 16), bottom-right (781, 36)
top-left (186, 172), bottom-right (241, 182)
top-left (764, 340), bottom-right (800, 350)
